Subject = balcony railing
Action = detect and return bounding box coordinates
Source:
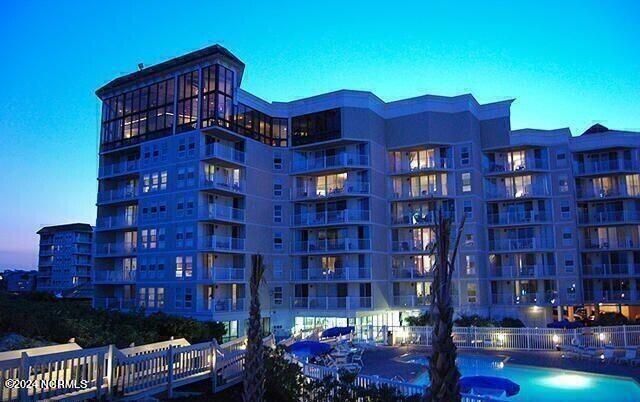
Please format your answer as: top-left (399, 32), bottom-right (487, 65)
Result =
top-left (291, 153), bottom-right (369, 172)
top-left (582, 238), bottom-right (637, 250)
top-left (203, 143), bottom-right (245, 163)
top-left (389, 158), bottom-right (452, 174)
top-left (95, 242), bottom-right (137, 256)
top-left (487, 211), bottom-right (549, 225)
top-left (489, 265), bottom-right (556, 278)
top-left (200, 236), bottom-right (245, 252)
top-left (291, 296), bottom-right (372, 310)
top-left (574, 159), bottom-right (636, 175)
top-left (485, 158), bottom-right (548, 174)
top-left (584, 290), bottom-right (632, 303)
top-left (392, 295), bottom-right (431, 308)
top-left (96, 215), bottom-right (138, 229)
top-left (577, 210), bottom-right (640, 224)
top-left (97, 187), bottom-right (138, 203)
top-left (576, 186), bottom-right (640, 200)
top-left (292, 210), bottom-right (369, 226)
top-left (391, 188), bottom-right (448, 200)
top-left (491, 291), bottom-right (558, 305)
top-left (290, 267), bottom-right (372, 281)
top-left (391, 211), bottom-right (451, 226)
top-left (205, 298), bottom-right (246, 312)
top-left (488, 237), bottom-right (554, 252)
top-left (392, 240), bottom-right (435, 252)
top-left (93, 297), bottom-right (136, 310)
top-left (292, 181), bottom-right (370, 199)
top-left (199, 204), bottom-right (245, 222)
top-left (485, 184), bottom-right (549, 200)
top-left (391, 268), bottom-right (432, 279)
top-left (94, 270), bottom-right (136, 282)
top-left (293, 238), bottom-right (370, 253)
top-left (203, 267), bottom-right (245, 281)
top-left (99, 160), bottom-right (140, 177)
top-left (582, 264), bottom-right (637, 276)
top-left (201, 176), bottom-right (245, 193)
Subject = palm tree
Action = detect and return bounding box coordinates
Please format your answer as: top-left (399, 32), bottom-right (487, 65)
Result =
top-left (243, 254), bottom-right (266, 402)
top-left (425, 211), bottom-right (465, 402)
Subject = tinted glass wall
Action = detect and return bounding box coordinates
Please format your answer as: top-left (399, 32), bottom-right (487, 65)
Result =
top-left (292, 109), bottom-right (341, 146)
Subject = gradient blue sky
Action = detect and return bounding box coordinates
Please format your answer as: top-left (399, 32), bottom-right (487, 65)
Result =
top-left (1, 1), bottom-right (639, 269)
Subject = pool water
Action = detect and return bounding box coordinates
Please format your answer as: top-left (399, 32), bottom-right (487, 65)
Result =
top-left (411, 355), bottom-right (640, 401)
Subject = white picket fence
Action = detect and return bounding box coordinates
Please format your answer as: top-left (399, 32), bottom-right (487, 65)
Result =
top-left (352, 324), bottom-right (640, 350)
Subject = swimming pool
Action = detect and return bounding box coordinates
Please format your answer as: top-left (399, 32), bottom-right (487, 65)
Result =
top-left (411, 355), bottom-right (640, 401)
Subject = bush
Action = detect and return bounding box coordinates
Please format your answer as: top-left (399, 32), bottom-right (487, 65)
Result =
top-left (0, 292), bottom-right (226, 348)
top-left (454, 314), bottom-right (494, 327)
top-left (404, 312), bottom-right (433, 326)
top-left (498, 317), bottom-right (525, 328)
top-left (591, 312), bottom-right (629, 327)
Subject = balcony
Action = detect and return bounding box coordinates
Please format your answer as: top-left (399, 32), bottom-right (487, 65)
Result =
top-left (199, 204), bottom-right (245, 222)
top-left (392, 239), bottom-right (435, 253)
top-left (391, 211), bottom-right (451, 226)
top-left (292, 210), bottom-right (369, 227)
top-left (200, 235), bottom-right (245, 252)
top-left (99, 160), bottom-right (140, 177)
top-left (485, 158), bottom-right (548, 174)
top-left (290, 267), bottom-right (372, 281)
top-left (391, 267), bottom-right (432, 279)
top-left (292, 181), bottom-right (370, 200)
top-left (97, 187), bottom-right (138, 203)
top-left (291, 296), bottom-right (372, 310)
top-left (582, 238), bottom-right (637, 251)
top-left (488, 237), bottom-right (554, 252)
top-left (96, 215), bottom-right (138, 230)
top-left (389, 158), bottom-right (452, 175)
top-left (94, 270), bottom-right (136, 283)
top-left (584, 290), bottom-right (633, 303)
top-left (582, 264), bottom-right (637, 276)
top-left (489, 265), bottom-right (556, 278)
top-left (485, 184), bottom-right (549, 200)
top-left (392, 295), bottom-right (430, 308)
top-left (574, 159), bottom-right (637, 176)
top-left (291, 153), bottom-right (369, 173)
top-left (491, 291), bottom-right (558, 305)
top-left (577, 210), bottom-right (640, 225)
top-left (293, 238), bottom-right (370, 253)
top-left (94, 242), bottom-right (137, 256)
top-left (203, 143), bottom-right (245, 164)
top-left (201, 176), bottom-right (245, 194)
top-left (576, 186), bottom-right (640, 200)
top-left (203, 267), bottom-right (245, 282)
top-left (93, 297), bottom-right (136, 310)
top-left (487, 211), bottom-right (550, 226)
top-left (391, 188), bottom-right (448, 200)
top-left (205, 298), bottom-right (246, 312)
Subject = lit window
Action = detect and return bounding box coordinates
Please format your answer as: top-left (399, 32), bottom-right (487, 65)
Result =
top-left (467, 283), bottom-right (477, 303)
top-left (462, 173), bottom-right (472, 193)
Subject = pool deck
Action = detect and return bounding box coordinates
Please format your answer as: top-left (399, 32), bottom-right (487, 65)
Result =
top-left (360, 345), bottom-right (640, 383)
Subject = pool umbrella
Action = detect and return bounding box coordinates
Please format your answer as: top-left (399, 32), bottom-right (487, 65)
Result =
top-left (287, 340), bottom-right (332, 360)
top-left (460, 376), bottom-right (520, 397)
top-left (321, 326), bottom-right (354, 338)
top-left (547, 319), bottom-right (584, 329)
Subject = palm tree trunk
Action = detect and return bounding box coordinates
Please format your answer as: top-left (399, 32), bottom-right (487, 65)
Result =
top-left (426, 211), bottom-right (464, 402)
top-left (243, 254), bottom-right (266, 402)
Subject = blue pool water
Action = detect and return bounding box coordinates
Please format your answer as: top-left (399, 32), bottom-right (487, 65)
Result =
top-left (411, 355), bottom-right (640, 401)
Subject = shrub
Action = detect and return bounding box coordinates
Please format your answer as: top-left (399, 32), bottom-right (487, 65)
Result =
top-left (454, 314), bottom-right (494, 327)
top-left (404, 311), bottom-right (433, 326)
top-left (498, 317), bottom-right (525, 328)
top-left (591, 312), bottom-right (629, 327)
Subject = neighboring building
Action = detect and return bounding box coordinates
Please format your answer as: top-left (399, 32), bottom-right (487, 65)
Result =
top-left (93, 44), bottom-right (640, 337)
top-left (1, 270), bottom-right (38, 293)
top-left (37, 223), bottom-right (93, 294)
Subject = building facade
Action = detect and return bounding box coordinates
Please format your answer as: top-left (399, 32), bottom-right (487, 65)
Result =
top-left (93, 45), bottom-right (640, 338)
top-left (37, 223), bottom-right (93, 294)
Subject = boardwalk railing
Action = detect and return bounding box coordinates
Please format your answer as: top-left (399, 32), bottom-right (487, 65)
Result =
top-left (352, 324), bottom-right (640, 350)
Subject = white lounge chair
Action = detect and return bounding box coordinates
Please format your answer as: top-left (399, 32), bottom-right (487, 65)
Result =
top-left (616, 348), bottom-right (640, 365)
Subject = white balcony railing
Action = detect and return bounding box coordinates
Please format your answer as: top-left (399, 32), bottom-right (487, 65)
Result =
top-left (492, 291), bottom-right (558, 305)
top-left (485, 184), bottom-right (549, 200)
top-left (205, 298), bottom-right (246, 312)
top-left (486, 211), bottom-right (549, 225)
top-left (291, 153), bottom-right (369, 172)
top-left (292, 181), bottom-right (370, 199)
top-left (293, 238), bottom-right (370, 253)
top-left (290, 267), bottom-right (372, 281)
top-left (204, 267), bottom-right (245, 281)
top-left (97, 187), bottom-right (138, 203)
top-left (577, 210), bottom-right (640, 224)
top-left (392, 240), bottom-right (435, 252)
top-left (95, 242), bottom-right (137, 256)
top-left (199, 204), bottom-right (245, 222)
top-left (201, 176), bottom-right (245, 193)
top-left (574, 159), bottom-right (636, 175)
top-left (94, 270), bottom-right (136, 282)
top-left (582, 238), bottom-right (637, 250)
top-left (93, 297), bottom-right (136, 310)
top-left (96, 215), bottom-right (138, 229)
top-left (99, 160), bottom-right (140, 177)
top-left (391, 268), bottom-right (432, 279)
top-left (292, 210), bottom-right (369, 226)
top-left (488, 237), bottom-right (554, 252)
top-left (391, 188), bottom-right (448, 200)
top-left (389, 157), bottom-right (452, 174)
top-left (485, 158), bottom-right (548, 174)
top-left (489, 264), bottom-right (556, 278)
top-left (200, 235), bottom-right (245, 251)
top-left (291, 296), bottom-right (372, 310)
top-left (203, 143), bottom-right (245, 163)
top-left (582, 264), bottom-right (636, 276)
top-left (392, 295), bottom-right (431, 308)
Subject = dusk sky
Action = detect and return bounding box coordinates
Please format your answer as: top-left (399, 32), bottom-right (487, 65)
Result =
top-left (1, 1), bottom-right (639, 269)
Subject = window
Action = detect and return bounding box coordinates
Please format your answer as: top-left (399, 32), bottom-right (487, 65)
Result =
top-left (467, 283), bottom-right (477, 303)
top-left (274, 205), bottom-right (283, 223)
top-left (176, 70), bottom-right (199, 132)
top-left (560, 200), bottom-right (571, 220)
top-left (273, 181), bottom-right (283, 197)
top-left (460, 146), bottom-right (470, 166)
top-left (273, 259), bottom-right (283, 279)
top-left (461, 173), bottom-right (472, 193)
top-left (235, 103), bottom-right (288, 147)
top-left (465, 255), bottom-right (476, 275)
top-left (463, 200), bottom-right (473, 219)
top-left (273, 232), bottom-right (283, 250)
top-left (562, 228), bottom-right (573, 246)
top-left (141, 228), bottom-right (163, 250)
top-left (273, 286), bottom-right (283, 305)
top-left (291, 109), bottom-right (341, 146)
top-left (556, 152), bottom-right (567, 167)
top-left (201, 64), bottom-right (235, 129)
top-left (138, 287), bottom-right (165, 309)
top-left (175, 287), bottom-right (193, 309)
top-left (564, 256), bottom-right (574, 273)
top-left (273, 153), bottom-right (283, 170)
top-left (175, 256), bottom-right (193, 278)
top-left (142, 170), bottom-right (168, 193)
top-left (465, 234), bottom-right (475, 247)
top-left (559, 175), bottom-right (569, 193)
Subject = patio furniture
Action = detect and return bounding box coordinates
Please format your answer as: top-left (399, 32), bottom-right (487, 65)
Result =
top-left (616, 348), bottom-right (640, 365)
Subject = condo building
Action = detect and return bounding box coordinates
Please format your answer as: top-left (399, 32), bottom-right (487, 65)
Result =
top-left (37, 223), bottom-right (93, 294)
top-left (93, 45), bottom-right (640, 338)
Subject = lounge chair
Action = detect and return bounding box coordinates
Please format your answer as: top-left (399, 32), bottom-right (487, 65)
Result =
top-left (616, 348), bottom-right (640, 365)
top-left (600, 346), bottom-right (617, 362)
